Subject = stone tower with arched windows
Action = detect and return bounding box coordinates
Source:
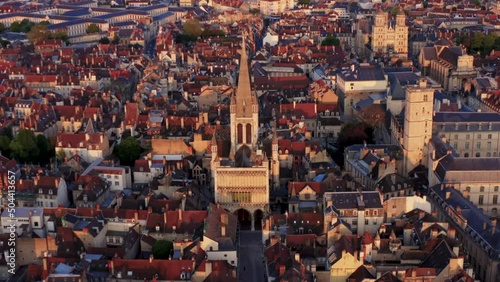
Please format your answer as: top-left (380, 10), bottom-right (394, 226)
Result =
top-left (372, 9), bottom-right (408, 58)
top-left (211, 34), bottom-right (271, 230)
top-left (403, 78), bottom-right (434, 176)
top-left (229, 38), bottom-right (259, 156)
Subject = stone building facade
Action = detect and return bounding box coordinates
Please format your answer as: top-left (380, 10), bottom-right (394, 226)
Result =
top-left (371, 10), bottom-right (408, 58)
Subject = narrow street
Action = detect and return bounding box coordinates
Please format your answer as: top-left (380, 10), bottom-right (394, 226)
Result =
top-left (238, 231), bottom-right (266, 282)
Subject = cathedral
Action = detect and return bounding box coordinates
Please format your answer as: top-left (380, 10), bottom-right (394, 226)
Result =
top-left (211, 35), bottom-right (279, 230)
top-left (371, 9), bottom-right (408, 58)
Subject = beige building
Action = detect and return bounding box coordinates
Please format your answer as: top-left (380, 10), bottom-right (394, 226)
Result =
top-left (433, 112), bottom-right (500, 158)
top-left (212, 36), bottom-right (278, 230)
top-left (336, 64), bottom-right (388, 119)
top-left (402, 79), bottom-right (434, 175)
top-left (419, 45), bottom-right (476, 92)
top-left (259, 0), bottom-right (294, 16)
top-left (429, 185), bottom-right (500, 282)
top-left (330, 251), bottom-right (362, 282)
top-left (371, 9), bottom-right (408, 58)
top-left (428, 144), bottom-right (500, 217)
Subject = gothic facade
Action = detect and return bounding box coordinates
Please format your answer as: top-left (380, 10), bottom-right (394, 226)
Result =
top-left (211, 35), bottom-right (279, 230)
top-left (371, 10), bottom-right (408, 58)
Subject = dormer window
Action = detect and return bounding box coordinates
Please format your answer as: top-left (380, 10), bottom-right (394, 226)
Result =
top-left (49, 190), bottom-right (53, 195)
top-left (83, 195), bottom-right (88, 202)
top-left (38, 189), bottom-right (43, 194)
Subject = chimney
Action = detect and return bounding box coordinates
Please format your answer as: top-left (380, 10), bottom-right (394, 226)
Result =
top-left (483, 222), bottom-right (487, 231)
top-left (279, 265), bottom-right (285, 276)
top-left (295, 252), bottom-right (300, 263)
top-left (221, 213), bottom-right (228, 225)
top-left (491, 218), bottom-right (497, 234)
top-left (134, 211), bottom-right (138, 223)
top-left (100, 135), bottom-right (104, 143)
top-left (110, 260), bottom-right (114, 274)
top-left (447, 228), bottom-right (456, 240)
top-left (178, 208), bottom-right (182, 221)
top-left (221, 225), bottom-right (226, 237)
top-left (445, 191), bottom-right (451, 200)
top-left (43, 257), bottom-right (48, 272)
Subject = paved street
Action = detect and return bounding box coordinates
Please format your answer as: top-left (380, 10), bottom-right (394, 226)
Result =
top-left (238, 231), bottom-right (266, 282)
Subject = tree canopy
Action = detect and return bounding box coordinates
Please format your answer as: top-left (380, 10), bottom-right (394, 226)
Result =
top-left (331, 121), bottom-right (375, 168)
top-left (0, 23), bottom-right (5, 33)
top-left (113, 137), bottom-right (142, 167)
top-left (9, 129), bottom-right (41, 163)
top-left (201, 29), bottom-right (225, 38)
top-left (10, 19), bottom-right (35, 33)
top-left (99, 37), bottom-right (110, 44)
top-left (152, 240), bottom-right (173, 260)
top-left (457, 32), bottom-right (500, 57)
top-left (321, 36), bottom-right (340, 46)
top-left (27, 22), bottom-right (69, 44)
top-left (86, 23), bottom-right (100, 34)
top-left (183, 19), bottom-right (202, 39)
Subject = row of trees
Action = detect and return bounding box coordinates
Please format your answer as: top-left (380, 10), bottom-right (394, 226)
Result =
top-left (457, 32), bottom-right (500, 57)
top-left (176, 20), bottom-right (226, 45)
top-left (321, 36), bottom-right (341, 47)
top-left (0, 129), bottom-right (53, 165)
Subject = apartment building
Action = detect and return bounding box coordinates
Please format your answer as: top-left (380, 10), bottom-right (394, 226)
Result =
top-left (324, 191), bottom-right (384, 236)
top-left (433, 112), bottom-right (500, 158)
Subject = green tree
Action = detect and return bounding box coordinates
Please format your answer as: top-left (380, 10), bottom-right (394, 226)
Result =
top-left (114, 137), bottom-right (142, 166)
top-left (250, 8), bottom-right (260, 14)
top-left (9, 129), bottom-right (40, 163)
top-left (321, 36), bottom-right (340, 46)
top-left (86, 23), bottom-right (100, 34)
top-left (36, 135), bottom-right (53, 165)
top-left (27, 23), bottom-right (51, 43)
top-left (0, 39), bottom-right (10, 48)
top-left (201, 29), bottom-right (225, 37)
top-left (10, 19), bottom-right (34, 33)
top-left (112, 35), bottom-right (120, 44)
top-left (183, 19), bottom-right (202, 39)
top-left (332, 122), bottom-right (375, 169)
top-left (152, 240), bottom-right (173, 259)
top-left (99, 37), bottom-right (110, 44)
top-left (390, 5), bottom-right (400, 16)
top-left (473, 0), bottom-right (480, 6)
top-left (298, 0), bottom-right (310, 4)
top-left (0, 135), bottom-right (11, 158)
top-left (39, 21), bottom-right (50, 26)
top-left (452, 7), bottom-right (457, 11)
top-left (0, 23), bottom-right (5, 33)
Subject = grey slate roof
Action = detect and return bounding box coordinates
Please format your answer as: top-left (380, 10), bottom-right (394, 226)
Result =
top-left (430, 185), bottom-right (500, 259)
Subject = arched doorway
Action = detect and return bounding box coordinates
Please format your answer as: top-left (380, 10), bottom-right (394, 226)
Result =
top-left (254, 210), bottom-right (264, 230)
top-left (235, 209), bottom-right (252, 230)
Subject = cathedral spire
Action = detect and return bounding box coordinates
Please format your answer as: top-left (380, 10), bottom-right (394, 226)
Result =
top-left (235, 32), bottom-right (253, 118)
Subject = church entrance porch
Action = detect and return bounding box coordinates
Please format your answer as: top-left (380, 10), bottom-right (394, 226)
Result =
top-left (254, 209), bottom-right (264, 230)
top-left (234, 208), bottom-right (266, 231)
top-left (235, 209), bottom-right (252, 230)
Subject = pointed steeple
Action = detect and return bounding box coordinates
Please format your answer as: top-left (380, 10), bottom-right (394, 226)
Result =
top-left (235, 33), bottom-right (253, 118)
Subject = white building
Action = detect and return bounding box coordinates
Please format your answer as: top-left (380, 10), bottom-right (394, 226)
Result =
top-left (1, 207), bottom-right (44, 237)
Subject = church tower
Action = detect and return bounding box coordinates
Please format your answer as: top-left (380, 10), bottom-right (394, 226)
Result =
top-left (271, 127), bottom-right (280, 189)
top-left (230, 34), bottom-right (259, 156)
top-left (403, 78), bottom-right (434, 176)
